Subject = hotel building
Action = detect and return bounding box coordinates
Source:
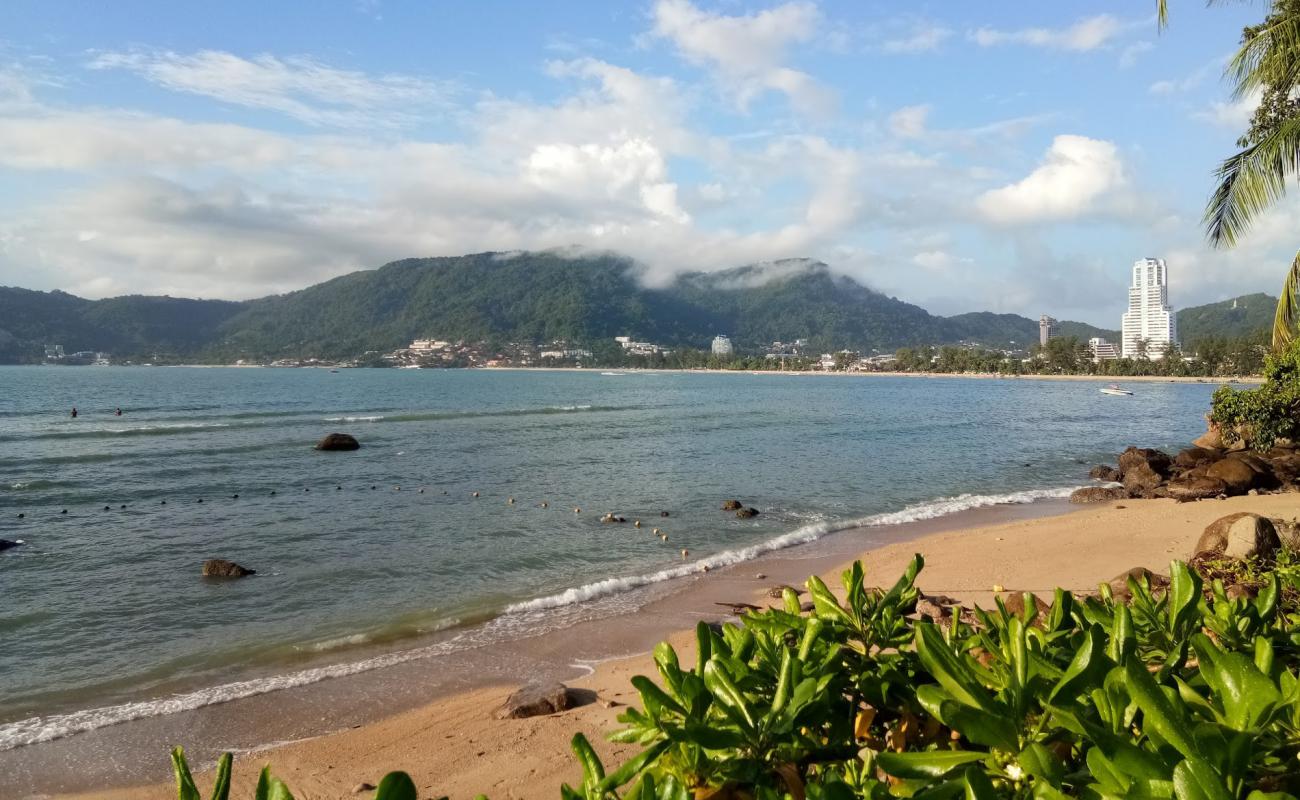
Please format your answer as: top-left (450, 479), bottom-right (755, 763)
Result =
top-left (1121, 257), bottom-right (1177, 358)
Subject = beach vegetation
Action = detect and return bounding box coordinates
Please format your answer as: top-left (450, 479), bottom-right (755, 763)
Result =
top-left (171, 553), bottom-right (1300, 797)
top-left (1210, 337), bottom-right (1300, 448)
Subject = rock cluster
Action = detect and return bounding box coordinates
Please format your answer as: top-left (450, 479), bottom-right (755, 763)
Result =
top-left (315, 433), bottom-right (360, 451)
top-left (1074, 443), bottom-right (1300, 504)
top-left (202, 559), bottom-right (255, 578)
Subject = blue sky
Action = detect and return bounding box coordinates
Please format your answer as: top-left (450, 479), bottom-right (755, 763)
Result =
top-left (0, 0), bottom-right (1289, 326)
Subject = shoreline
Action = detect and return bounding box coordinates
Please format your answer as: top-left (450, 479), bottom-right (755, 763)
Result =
top-left (27, 490), bottom-right (1300, 799)
top-left (52, 492), bottom-right (1300, 800)
top-left (7, 490), bottom-right (1080, 798)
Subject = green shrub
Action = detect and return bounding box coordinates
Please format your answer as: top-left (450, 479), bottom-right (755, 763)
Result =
top-left (170, 555), bottom-right (1300, 798)
top-left (1210, 339), bottom-right (1300, 449)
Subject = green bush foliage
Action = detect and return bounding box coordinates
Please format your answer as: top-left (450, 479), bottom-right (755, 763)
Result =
top-left (1210, 338), bottom-right (1300, 449)
top-left (171, 555), bottom-right (1300, 798)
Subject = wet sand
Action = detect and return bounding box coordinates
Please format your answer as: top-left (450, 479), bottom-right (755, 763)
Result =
top-left (24, 492), bottom-right (1300, 799)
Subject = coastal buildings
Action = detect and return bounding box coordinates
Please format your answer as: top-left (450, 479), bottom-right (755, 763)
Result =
top-left (1121, 257), bottom-right (1177, 358)
top-left (711, 335), bottom-right (734, 356)
top-left (1039, 315), bottom-right (1058, 347)
top-left (614, 336), bottom-right (670, 357)
top-left (1088, 337), bottom-right (1119, 362)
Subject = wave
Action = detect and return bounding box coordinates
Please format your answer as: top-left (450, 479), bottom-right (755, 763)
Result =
top-left (323, 415), bottom-right (385, 422)
top-left (0, 484), bottom-right (1075, 751)
top-left (505, 486), bottom-right (1078, 614)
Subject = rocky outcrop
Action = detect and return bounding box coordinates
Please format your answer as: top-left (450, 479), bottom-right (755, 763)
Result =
top-left (1088, 465), bottom-right (1121, 482)
top-left (202, 559), bottom-right (255, 577)
top-left (1070, 486), bottom-right (1127, 504)
top-left (1194, 513), bottom-right (1281, 562)
top-left (315, 433), bottom-right (360, 451)
top-left (735, 507), bottom-right (760, 519)
top-left (495, 683), bottom-right (579, 719)
top-left (1089, 436), bottom-right (1300, 503)
top-left (0, 538), bottom-right (22, 552)
top-left (1118, 447), bottom-right (1171, 495)
top-left (1174, 447), bottom-right (1222, 468)
top-left (1204, 458), bottom-right (1262, 495)
top-left (1166, 476), bottom-right (1228, 502)
top-left (721, 500), bottom-right (743, 511)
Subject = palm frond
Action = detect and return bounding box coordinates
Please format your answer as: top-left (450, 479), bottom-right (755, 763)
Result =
top-left (1204, 115), bottom-right (1300, 247)
top-left (1157, 0), bottom-right (1168, 31)
top-left (1274, 250), bottom-right (1300, 350)
top-left (1226, 13), bottom-right (1300, 99)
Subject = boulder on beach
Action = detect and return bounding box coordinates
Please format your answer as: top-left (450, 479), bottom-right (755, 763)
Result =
top-left (1195, 513), bottom-right (1280, 562)
top-left (735, 507), bottom-right (760, 519)
top-left (1002, 591), bottom-right (1051, 622)
top-left (1166, 476), bottom-right (1228, 502)
top-left (495, 682), bottom-right (578, 719)
top-left (202, 559), bottom-right (255, 578)
top-left (1205, 458), bottom-right (1259, 495)
top-left (721, 500), bottom-right (743, 511)
top-left (1107, 566), bottom-right (1169, 602)
top-left (1088, 465), bottom-right (1121, 482)
top-left (1118, 446), bottom-right (1172, 478)
top-left (1192, 420), bottom-right (1226, 450)
top-left (1070, 486), bottom-right (1127, 504)
top-left (1174, 447), bottom-right (1222, 469)
top-left (315, 433), bottom-right (360, 451)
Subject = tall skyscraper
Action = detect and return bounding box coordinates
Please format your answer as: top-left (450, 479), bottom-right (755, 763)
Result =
top-left (711, 335), bottom-right (734, 356)
top-left (1039, 315), bottom-right (1057, 347)
top-left (1121, 257), bottom-right (1176, 358)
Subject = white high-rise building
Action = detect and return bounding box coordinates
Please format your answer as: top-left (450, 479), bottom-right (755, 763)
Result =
top-left (1121, 257), bottom-right (1177, 358)
top-left (711, 335), bottom-right (734, 356)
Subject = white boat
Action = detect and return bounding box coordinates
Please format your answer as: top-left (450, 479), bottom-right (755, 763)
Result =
top-left (1099, 384), bottom-right (1133, 396)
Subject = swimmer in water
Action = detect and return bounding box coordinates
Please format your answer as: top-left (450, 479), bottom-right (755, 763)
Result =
top-left (71, 407), bottom-right (78, 418)
top-left (115, 408), bottom-right (122, 416)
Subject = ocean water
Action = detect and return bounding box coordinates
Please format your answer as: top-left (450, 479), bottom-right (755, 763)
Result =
top-left (0, 367), bottom-right (1219, 750)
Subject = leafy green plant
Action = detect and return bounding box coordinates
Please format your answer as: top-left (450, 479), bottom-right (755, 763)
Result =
top-left (1210, 337), bottom-right (1300, 449)
top-left (170, 747), bottom-right (422, 800)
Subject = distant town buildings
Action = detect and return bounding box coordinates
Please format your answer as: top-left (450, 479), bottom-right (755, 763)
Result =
top-left (1121, 257), bottom-right (1177, 358)
top-left (1088, 337), bottom-right (1119, 362)
top-left (614, 336), bottom-right (670, 357)
top-left (1038, 315), bottom-right (1058, 347)
top-left (711, 335), bottom-right (734, 356)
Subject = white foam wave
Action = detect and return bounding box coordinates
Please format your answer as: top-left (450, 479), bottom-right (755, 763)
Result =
top-left (504, 486), bottom-right (1078, 615)
top-left (108, 423), bottom-right (231, 433)
top-left (303, 633), bottom-right (369, 652)
top-left (323, 415), bottom-right (385, 422)
top-left (549, 404), bottom-right (592, 411)
top-left (9, 482), bottom-right (28, 489)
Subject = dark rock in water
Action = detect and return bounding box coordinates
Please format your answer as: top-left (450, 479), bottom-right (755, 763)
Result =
top-left (0, 539), bottom-right (22, 552)
top-left (735, 507), bottom-right (760, 519)
top-left (1069, 486), bottom-right (1127, 504)
top-left (202, 559), bottom-right (255, 578)
top-left (1118, 446), bottom-right (1172, 477)
top-left (315, 433), bottom-right (360, 451)
top-left (1205, 458), bottom-right (1258, 495)
top-left (721, 500), bottom-right (743, 511)
top-left (1167, 476), bottom-right (1228, 502)
top-left (600, 513), bottom-right (627, 523)
top-left (496, 683), bottom-right (579, 719)
top-left (660, 511), bottom-right (670, 517)
top-left (1088, 465), bottom-right (1121, 482)
top-left (1196, 513), bottom-right (1280, 561)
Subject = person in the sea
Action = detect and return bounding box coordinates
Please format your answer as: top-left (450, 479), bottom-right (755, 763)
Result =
top-left (71, 407), bottom-right (78, 418)
top-left (115, 408), bottom-right (122, 416)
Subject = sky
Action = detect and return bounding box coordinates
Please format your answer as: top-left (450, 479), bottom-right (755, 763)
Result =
top-left (0, 0), bottom-right (1292, 326)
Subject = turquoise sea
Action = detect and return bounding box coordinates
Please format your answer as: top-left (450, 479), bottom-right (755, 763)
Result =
top-left (0, 367), bottom-right (1219, 751)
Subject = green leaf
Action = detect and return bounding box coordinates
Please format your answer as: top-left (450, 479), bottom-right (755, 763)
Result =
top-left (374, 772), bottom-right (418, 800)
top-left (254, 766), bottom-right (271, 800)
top-left (170, 746), bottom-right (201, 800)
top-left (1124, 655), bottom-right (1198, 759)
top-left (600, 741), bottom-right (670, 790)
top-left (694, 621), bottom-right (712, 675)
top-left (914, 622), bottom-right (999, 714)
top-left (1017, 742), bottom-right (1064, 785)
top-left (1050, 624), bottom-right (1109, 702)
top-left (916, 685), bottom-right (1018, 750)
top-left (570, 733), bottom-right (605, 790)
top-left (209, 753), bottom-right (232, 800)
top-left (702, 658), bottom-right (757, 732)
top-left (1166, 561), bottom-right (1202, 637)
top-left (631, 675), bottom-right (687, 719)
top-left (266, 779), bottom-right (295, 800)
top-left (1192, 633), bottom-right (1282, 731)
top-left (1172, 757), bottom-right (1232, 800)
top-left (875, 750), bottom-right (987, 779)
top-left (963, 765), bottom-right (998, 800)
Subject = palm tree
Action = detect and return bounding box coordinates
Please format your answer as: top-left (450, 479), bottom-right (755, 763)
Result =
top-left (1159, 0), bottom-right (1300, 350)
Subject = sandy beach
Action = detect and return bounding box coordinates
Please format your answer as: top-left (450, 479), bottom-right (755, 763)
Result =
top-left (54, 491), bottom-right (1300, 800)
top-left (483, 366), bottom-right (1263, 384)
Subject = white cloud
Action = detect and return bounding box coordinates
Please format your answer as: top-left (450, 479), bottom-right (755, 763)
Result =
top-left (888, 104), bottom-right (930, 139)
top-left (1193, 86), bottom-right (1263, 130)
top-left (1119, 41), bottom-right (1153, 69)
top-left (976, 134), bottom-right (1127, 224)
top-left (883, 25), bottom-right (952, 54)
top-left (650, 0), bottom-right (834, 114)
top-left (88, 49), bottom-right (454, 128)
top-left (970, 15), bottom-right (1123, 52)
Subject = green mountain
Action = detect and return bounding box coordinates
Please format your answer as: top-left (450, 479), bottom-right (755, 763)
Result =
top-left (1176, 292), bottom-right (1278, 344)
top-left (0, 253), bottom-right (1278, 363)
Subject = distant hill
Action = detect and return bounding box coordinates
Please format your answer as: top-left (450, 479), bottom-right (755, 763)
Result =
top-left (0, 253), bottom-right (1277, 363)
top-left (1177, 292), bottom-right (1277, 344)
